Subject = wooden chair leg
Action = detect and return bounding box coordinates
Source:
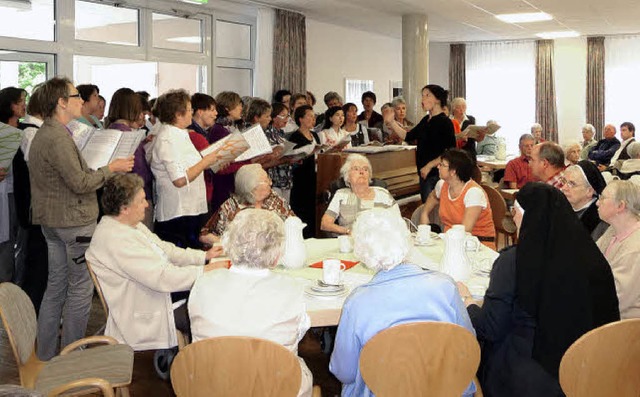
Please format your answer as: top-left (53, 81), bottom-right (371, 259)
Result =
top-left (116, 386), bottom-right (130, 397)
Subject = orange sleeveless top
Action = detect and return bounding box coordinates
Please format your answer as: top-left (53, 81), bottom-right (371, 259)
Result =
top-left (439, 180), bottom-right (496, 249)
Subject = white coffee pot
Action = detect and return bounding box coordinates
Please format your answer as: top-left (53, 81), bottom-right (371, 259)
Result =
top-left (439, 225), bottom-right (472, 281)
top-left (280, 217), bottom-right (307, 269)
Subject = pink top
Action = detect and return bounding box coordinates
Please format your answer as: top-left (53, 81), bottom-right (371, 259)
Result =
top-left (604, 221), bottom-right (640, 258)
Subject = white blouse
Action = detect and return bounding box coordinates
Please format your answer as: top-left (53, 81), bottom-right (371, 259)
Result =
top-left (150, 123), bottom-right (207, 222)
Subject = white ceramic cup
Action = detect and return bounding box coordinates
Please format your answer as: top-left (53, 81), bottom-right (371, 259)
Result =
top-left (417, 224), bottom-right (431, 242)
top-left (338, 235), bottom-right (353, 253)
top-left (323, 259), bottom-right (346, 285)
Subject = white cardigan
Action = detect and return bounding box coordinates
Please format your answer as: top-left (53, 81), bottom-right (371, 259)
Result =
top-left (86, 216), bottom-right (206, 350)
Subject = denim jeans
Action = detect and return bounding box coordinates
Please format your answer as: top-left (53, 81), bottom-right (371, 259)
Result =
top-left (37, 223), bottom-right (95, 360)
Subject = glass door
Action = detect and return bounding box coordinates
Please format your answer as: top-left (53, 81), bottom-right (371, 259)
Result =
top-left (0, 51), bottom-right (55, 94)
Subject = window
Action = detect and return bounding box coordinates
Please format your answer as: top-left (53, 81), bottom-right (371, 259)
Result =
top-left (605, 35), bottom-right (640, 128)
top-left (216, 21), bottom-right (251, 60)
top-left (0, 51), bottom-right (54, 93)
top-left (75, 0), bottom-right (139, 46)
top-left (345, 79), bottom-right (374, 113)
top-left (0, 0), bottom-right (54, 41)
top-left (466, 41), bottom-right (536, 153)
top-left (214, 67), bottom-right (252, 97)
top-left (153, 13), bottom-right (202, 52)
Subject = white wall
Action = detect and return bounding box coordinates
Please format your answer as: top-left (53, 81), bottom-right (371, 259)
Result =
top-left (306, 19), bottom-right (402, 112)
top-left (554, 37), bottom-right (587, 146)
top-left (428, 42), bottom-right (449, 88)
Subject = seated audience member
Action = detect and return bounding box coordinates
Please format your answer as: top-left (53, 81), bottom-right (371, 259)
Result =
top-left (616, 141), bottom-right (640, 179)
top-left (86, 174), bottom-right (224, 350)
top-left (531, 123), bottom-right (545, 144)
top-left (504, 134), bottom-right (536, 188)
top-left (357, 91), bottom-right (383, 128)
top-left (29, 77), bottom-right (133, 360)
top-left (342, 102), bottom-right (369, 147)
top-left (450, 97), bottom-right (477, 159)
top-left (330, 208), bottom-right (476, 397)
top-left (530, 142), bottom-right (566, 189)
top-left (476, 120), bottom-right (499, 156)
top-left (319, 106), bottom-right (348, 146)
top-left (189, 209), bottom-right (312, 397)
top-left (561, 161), bottom-right (608, 240)
top-left (457, 183), bottom-right (620, 397)
top-left (564, 142), bottom-right (581, 166)
top-left (321, 154), bottom-right (399, 235)
top-left (76, 84), bottom-right (103, 128)
top-left (596, 180), bottom-right (640, 319)
top-left (580, 124), bottom-right (598, 160)
top-left (609, 121), bottom-right (636, 169)
top-left (420, 149), bottom-right (496, 249)
top-left (150, 89), bottom-right (218, 248)
top-left (273, 89), bottom-right (292, 109)
top-left (589, 124), bottom-right (621, 167)
top-left (283, 93), bottom-right (308, 134)
top-left (315, 91), bottom-right (343, 128)
top-left (201, 163), bottom-right (293, 238)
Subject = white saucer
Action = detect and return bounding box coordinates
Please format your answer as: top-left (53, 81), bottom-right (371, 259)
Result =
top-left (310, 280), bottom-right (345, 293)
top-left (413, 237), bottom-right (435, 246)
top-left (304, 285), bottom-right (349, 298)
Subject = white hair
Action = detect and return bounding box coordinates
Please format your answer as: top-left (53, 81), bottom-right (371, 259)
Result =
top-left (221, 209), bottom-right (284, 269)
top-left (234, 164), bottom-right (265, 204)
top-left (340, 154), bottom-right (373, 187)
top-left (582, 124), bottom-right (596, 135)
top-left (531, 123), bottom-right (542, 133)
top-left (450, 97), bottom-right (466, 111)
top-left (607, 180), bottom-right (640, 219)
top-left (391, 96), bottom-right (406, 108)
top-left (352, 208), bottom-right (410, 272)
top-left (564, 141), bottom-right (581, 154)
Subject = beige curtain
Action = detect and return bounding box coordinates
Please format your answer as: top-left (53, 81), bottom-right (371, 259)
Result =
top-left (587, 36), bottom-right (605, 139)
top-left (273, 9), bottom-right (306, 96)
top-left (449, 44), bottom-right (466, 100)
top-left (535, 40), bottom-right (558, 142)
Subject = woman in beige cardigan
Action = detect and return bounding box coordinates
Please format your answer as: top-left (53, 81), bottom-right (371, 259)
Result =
top-left (596, 180), bottom-right (640, 319)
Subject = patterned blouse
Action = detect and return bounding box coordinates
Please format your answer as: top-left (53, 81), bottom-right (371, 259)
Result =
top-left (264, 125), bottom-right (294, 190)
top-left (202, 191), bottom-right (295, 235)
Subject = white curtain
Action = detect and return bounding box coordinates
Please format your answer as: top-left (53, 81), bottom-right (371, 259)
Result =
top-left (466, 41), bottom-right (536, 154)
top-left (605, 35), bottom-right (640, 129)
top-left (345, 79), bottom-right (374, 113)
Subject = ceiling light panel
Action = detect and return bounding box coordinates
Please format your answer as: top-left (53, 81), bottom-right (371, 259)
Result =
top-left (496, 12), bottom-right (553, 23)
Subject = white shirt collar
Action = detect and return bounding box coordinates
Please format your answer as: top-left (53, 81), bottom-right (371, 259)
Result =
top-left (229, 265), bottom-right (271, 277)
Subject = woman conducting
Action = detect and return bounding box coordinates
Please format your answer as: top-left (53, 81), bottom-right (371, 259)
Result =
top-left (457, 183), bottom-right (620, 396)
top-left (419, 149), bottom-right (496, 249)
top-left (321, 154), bottom-right (399, 235)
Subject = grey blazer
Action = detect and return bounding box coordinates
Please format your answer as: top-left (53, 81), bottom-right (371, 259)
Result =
top-left (28, 118), bottom-right (111, 228)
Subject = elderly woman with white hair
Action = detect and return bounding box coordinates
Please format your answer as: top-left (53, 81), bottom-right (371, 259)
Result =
top-left (580, 124), bottom-right (598, 160)
top-left (329, 208), bottom-right (476, 397)
top-left (200, 163), bottom-right (294, 238)
top-left (596, 180), bottom-right (640, 319)
top-left (564, 142), bottom-right (581, 166)
top-left (188, 209), bottom-right (313, 396)
top-left (320, 154), bottom-right (399, 235)
top-left (561, 161), bottom-right (608, 239)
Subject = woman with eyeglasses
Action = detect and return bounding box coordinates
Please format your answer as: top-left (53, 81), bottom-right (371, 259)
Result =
top-left (321, 154), bottom-right (399, 235)
top-left (419, 149), bottom-right (496, 249)
top-left (457, 183), bottom-right (619, 397)
top-left (263, 102), bottom-right (295, 202)
top-left (596, 180), bottom-right (640, 319)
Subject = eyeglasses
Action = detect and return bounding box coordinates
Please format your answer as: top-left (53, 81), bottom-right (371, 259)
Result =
top-left (276, 114), bottom-right (289, 120)
top-left (351, 166), bottom-right (370, 172)
top-left (559, 177), bottom-right (583, 189)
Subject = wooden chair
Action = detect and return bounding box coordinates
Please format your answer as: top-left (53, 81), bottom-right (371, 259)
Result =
top-left (481, 184), bottom-right (517, 248)
top-left (410, 203), bottom-right (443, 233)
top-left (0, 282), bottom-right (133, 397)
top-left (86, 261), bottom-right (188, 350)
top-left (559, 318), bottom-right (640, 397)
top-left (359, 322), bottom-right (480, 397)
top-left (170, 336), bottom-right (321, 397)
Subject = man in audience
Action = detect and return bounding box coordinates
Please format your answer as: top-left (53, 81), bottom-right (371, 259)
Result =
top-left (273, 89), bottom-right (292, 109)
top-left (315, 91), bottom-right (343, 127)
top-left (580, 124), bottom-right (598, 160)
top-left (531, 123), bottom-right (545, 144)
top-left (86, 173), bottom-right (224, 351)
top-left (589, 124), bottom-right (621, 167)
top-left (503, 134), bottom-right (536, 189)
top-left (76, 84), bottom-right (103, 128)
top-left (609, 121), bottom-right (636, 168)
top-left (530, 142), bottom-right (566, 189)
top-left (30, 77), bottom-right (133, 360)
top-left (357, 91), bottom-right (383, 128)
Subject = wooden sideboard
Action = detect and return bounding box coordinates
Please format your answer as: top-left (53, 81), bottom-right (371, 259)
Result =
top-left (315, 149), bottom-right (420, 235)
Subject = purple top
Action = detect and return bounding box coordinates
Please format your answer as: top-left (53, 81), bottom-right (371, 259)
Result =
top-left (109, 122), bottom-right (154, 201)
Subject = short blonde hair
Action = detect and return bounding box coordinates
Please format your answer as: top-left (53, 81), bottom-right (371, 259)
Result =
top-left (352, 208), bottom-right (410, 272)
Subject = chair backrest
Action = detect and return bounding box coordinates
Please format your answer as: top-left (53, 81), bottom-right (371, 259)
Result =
top-left (409, 204), bottom-right (424, 231)
top-left (86, 261), bottom-right (109, 322)
top-left (359, 322), bottom-right (480, 397)
top-left (0, 283), bottom-right (37, 366)
top-left (559, 319), bottom-right (640, 397)
top-left (171, 336), bottom-right (302, 397)
top-left (481, 184), bottom-right (507, 232)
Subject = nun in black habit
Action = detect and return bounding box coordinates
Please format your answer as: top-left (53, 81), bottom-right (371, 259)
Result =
top-left (457, 182), bottom-right (620, 397)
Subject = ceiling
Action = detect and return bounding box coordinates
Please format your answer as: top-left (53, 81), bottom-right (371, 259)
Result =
top-left (238, 0), bottom-right (640, 42)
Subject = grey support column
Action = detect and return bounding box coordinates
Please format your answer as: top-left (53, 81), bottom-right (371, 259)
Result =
top-left (402, 14), bottom-right (429, 124)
